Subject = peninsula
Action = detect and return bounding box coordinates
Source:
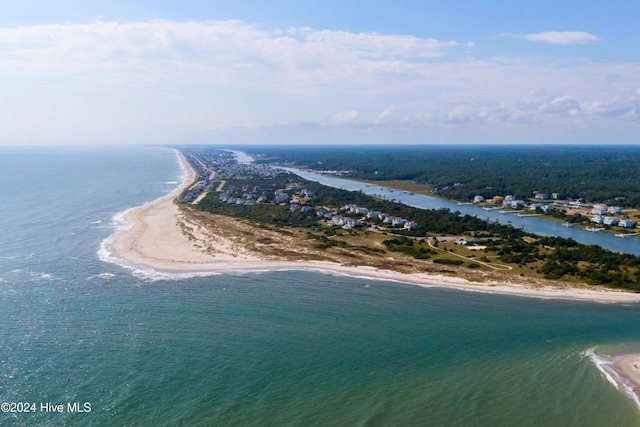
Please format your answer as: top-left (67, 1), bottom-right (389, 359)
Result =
top-left (109, 148), bottom-right (640, 303)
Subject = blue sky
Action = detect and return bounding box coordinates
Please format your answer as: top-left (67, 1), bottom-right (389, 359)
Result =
top-left (1, 0), bottom-right (639, 145)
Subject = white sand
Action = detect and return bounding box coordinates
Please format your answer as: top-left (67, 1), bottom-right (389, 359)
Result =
top-left (109, 150), bottom-right (640, 303)
top-left (614, 353), bottom-right (640, 388)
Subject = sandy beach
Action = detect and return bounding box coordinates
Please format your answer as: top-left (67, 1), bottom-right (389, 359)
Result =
top-left (614, 353), bottom-right (640, 391)
top-left (109, 150), bottom-right (640, 303)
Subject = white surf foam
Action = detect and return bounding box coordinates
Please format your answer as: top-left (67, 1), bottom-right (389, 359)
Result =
top-left (584, 348), bottom-right (640, 408)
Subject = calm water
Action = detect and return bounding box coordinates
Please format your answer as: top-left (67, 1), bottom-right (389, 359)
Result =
top-left (1, 145), bottom-right (640, 426)
top-left (286, 168), bottom-right (640, 256)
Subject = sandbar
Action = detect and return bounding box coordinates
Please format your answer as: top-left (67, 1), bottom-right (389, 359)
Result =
top-left (614, 353), bottom-right (640, 392)
top-left (109, 150), bottom-right (640, 303)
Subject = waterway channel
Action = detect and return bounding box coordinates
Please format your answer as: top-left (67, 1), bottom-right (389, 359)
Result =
top-left (283, 167), bottom-right (640, 256)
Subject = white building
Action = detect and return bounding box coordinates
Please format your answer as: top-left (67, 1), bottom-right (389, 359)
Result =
top-left (591, 203), bottom-right (608, 215)
top-left (619, 219), bottom-right (636, 228)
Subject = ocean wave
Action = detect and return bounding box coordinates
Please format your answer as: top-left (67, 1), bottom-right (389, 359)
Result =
top-left (584, 348), bottom-right (640, 408)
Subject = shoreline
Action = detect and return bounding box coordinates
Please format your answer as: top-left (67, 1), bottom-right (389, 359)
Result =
top-left (589, 350), bottom-right (640, 409)
top-left (104, 149), bottom-right (640, 303)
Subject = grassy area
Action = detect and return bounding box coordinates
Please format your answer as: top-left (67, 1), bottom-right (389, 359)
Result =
top-left (349, 179), bottom-right (435, 196)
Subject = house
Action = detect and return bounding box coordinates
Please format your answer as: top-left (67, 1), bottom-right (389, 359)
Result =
top-left (301, 188), bottom-right (316, 197)
top-left (473, 195), bottom-right (485, 203)
top-left (551, 193), bottom-right (560, 199)
top-left (534, 193), bottom-right (549, 200)
top-left (619, 219), bottom-right (636, 228)
top-left (274, 193), bottom-right (289, 203)
top-left (342, 218), bottom-right (362, 229)
top-left (603, 216), bottom-right (619, 226)
top-left (290, 203), bottom-right (300, 211)
top-left (316, 208), bottom-right (332, 218)
top-left (391, 218), bottom-right (407, 227)
top-left (607, 206), bottom-right (623, 214)
top-left (506, 200), bottom-right (525, 208)
top-left (404, 221), bottom-right (418, 230)
top-left (591, 215), bottom-right (603, 224)
top-left (591, 203), bottom-right (608, 215)
top-left (367, 211), bottom-right (381, 220)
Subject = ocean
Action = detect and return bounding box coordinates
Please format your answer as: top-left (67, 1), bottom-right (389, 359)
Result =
top-left (2, 144), bottom-right (640, 426)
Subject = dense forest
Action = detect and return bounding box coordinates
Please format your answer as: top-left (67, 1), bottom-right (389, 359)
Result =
top-left (246, 145), bottom-right (640, 207)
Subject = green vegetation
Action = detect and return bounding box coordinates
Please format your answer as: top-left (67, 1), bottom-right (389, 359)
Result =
top-left (433, 258), bottom-right (465, 266)
top-left (187, 168), bottom-right (640, 291)
top-left (250, 144), bottom-right (640, 207)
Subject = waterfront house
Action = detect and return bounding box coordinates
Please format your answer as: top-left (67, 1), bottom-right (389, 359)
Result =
top-left (619, 219), bottom-right (636, 228)
top-left (591, 203), bottom-right (608, 215)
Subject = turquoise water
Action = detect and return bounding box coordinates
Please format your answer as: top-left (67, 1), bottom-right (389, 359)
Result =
top-left (2, 145), bottom-right (640, 426)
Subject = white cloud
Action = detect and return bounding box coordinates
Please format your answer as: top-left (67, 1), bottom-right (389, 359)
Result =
top-left (329, 110), bottom-right (360, 123)
top-left (0, 20), bottom-right (464, 91)
top-left (0, 19), bottom-right (637, 145)
top-left (498, 31), bottom-right (600, 45)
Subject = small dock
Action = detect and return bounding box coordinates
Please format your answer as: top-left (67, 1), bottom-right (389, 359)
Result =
top-left (615, 233), bottom-right (638, 238)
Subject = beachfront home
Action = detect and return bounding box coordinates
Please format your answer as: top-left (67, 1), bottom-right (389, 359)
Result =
top-left (473, 195), bottom-right (485, 203)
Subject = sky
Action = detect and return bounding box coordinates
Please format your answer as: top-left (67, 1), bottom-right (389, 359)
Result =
top-left (1, 0), bottom-right (639, 145)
